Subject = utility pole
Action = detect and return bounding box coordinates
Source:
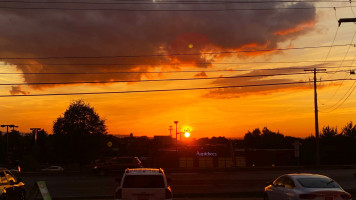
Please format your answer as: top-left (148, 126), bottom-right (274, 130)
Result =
top-left (168, 126), bottom-right (173, 137)
top-left (174, 121), bottom-right (178, 152)
top-left (0, 124), bottom-right (18, 160)
top-left (304, 68), bottom-right (326, 166)
top-left (30, 128), bottom-right (41, 145)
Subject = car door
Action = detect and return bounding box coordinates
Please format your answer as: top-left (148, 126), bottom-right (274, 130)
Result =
top-left (269, 176), bottom-right (286, 200)
top-left (279, 176), bottom-right (297, 200)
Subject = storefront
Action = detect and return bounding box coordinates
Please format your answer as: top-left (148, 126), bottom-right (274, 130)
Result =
top-left (178, 144), bottom-right (234, 168)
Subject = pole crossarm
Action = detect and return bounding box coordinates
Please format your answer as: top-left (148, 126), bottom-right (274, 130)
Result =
top-left (338, 18), bottom-right (356, 27)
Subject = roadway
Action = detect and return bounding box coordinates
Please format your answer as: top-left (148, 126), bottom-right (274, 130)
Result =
top-left (19, 168), bottom-right (356, 199)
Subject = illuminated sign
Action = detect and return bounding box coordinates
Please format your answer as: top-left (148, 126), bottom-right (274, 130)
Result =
top-left (196, 151), bottom-right (217, 157)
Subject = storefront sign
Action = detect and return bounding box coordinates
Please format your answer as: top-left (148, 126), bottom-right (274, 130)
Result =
top-left (196, 151), bottom-right (217, 157)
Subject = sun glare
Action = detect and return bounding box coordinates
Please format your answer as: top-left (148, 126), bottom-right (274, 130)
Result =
top-left (184, 132), bottom-right (190, 138)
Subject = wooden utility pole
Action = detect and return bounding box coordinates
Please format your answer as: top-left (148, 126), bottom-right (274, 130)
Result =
top-left (304, 68), bottom-right (326, 166)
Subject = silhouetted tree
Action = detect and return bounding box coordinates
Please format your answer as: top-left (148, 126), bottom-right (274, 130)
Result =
top-left (341, 121), bottom-right (356, 138)
top-left (53, 100), bottom-right (107, 136)
top-left (321, 126), bottom-right (338, 138)
top-left (53, 100), bottom-right (108, 165)
top-left (244, 128), bottom-right (262, 148)
top-left (243, 127), bottom-right (289, 149)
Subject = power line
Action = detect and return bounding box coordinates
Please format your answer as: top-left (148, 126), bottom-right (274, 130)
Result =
top-left (0, 5), bottom-right (351, 11)
top-left (0, 44), bottom-right (351, 60)
top-left (3, 59), bottom-right (356, 67)
top-left (320, 80), bottom-right (356, 112)
top-left (0, 71), bottom-right (322, 86)
top-left (0, 68), bottom-right (349, 76)
top-left (321, 27), bottom-right (356, 104)
top-left (0, 0), bottom-right (351, 4)
top-left (0, 80), bottom-right (313, 98)
top-left (1, 78), bottom-right (355, 98)
top-left (321, 80), bottom-right (356, 113)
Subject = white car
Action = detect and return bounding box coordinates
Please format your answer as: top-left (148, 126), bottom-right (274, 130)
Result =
top-left (41, 166), bottom-right (64, 172)
top-left (114, 168), bottom-right (172, 200)
top-left (264, 173), bottom-right (352, 200)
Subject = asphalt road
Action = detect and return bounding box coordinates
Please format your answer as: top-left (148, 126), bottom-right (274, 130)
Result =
top-left (19, 168), bottom-right (356, 199)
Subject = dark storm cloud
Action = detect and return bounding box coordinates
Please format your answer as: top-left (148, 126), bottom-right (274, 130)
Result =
top-left (0, 2), bottom-right (316, 92)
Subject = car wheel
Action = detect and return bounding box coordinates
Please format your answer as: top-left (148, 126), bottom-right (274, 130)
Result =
top-left (264, 193), bottom-right (270, 200)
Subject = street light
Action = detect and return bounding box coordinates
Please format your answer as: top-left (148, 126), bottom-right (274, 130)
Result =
top-left (174, 121), bottom-right (178, 152)
top-left (1, 124), bottom-right (18, 161)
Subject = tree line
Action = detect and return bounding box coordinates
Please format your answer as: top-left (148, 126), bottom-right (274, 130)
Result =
top-left (1, 100), bottom-right (356, 170)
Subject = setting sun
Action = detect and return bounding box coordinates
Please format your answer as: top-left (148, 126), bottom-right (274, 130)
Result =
top-left (184, 132), bottom-right (191, 138)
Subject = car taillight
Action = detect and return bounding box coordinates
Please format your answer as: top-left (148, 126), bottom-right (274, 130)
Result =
top-left (341, 193), bottom-right (352, 199)
top-left (165, 187), bottom-right (173, 199)
top-left (114, 188), bottom-right (122, 199)
top-left (299, 193), bottom-right (317, 199)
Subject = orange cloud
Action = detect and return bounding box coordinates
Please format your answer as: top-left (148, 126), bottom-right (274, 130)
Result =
top-left (274, 21), bottom-right (316, 36)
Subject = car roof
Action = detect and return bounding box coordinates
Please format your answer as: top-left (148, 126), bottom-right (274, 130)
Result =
top-left (286, 173), bottom-right (331, 179)
top-left (125, 168), bottom-right (163, 175)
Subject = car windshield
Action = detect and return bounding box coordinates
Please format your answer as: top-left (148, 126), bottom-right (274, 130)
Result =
top-left (123, 175), bottom-right (165, 188)
top-left (297, 177), bottom-right (340, 188)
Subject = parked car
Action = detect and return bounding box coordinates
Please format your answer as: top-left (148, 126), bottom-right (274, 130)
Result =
top-left (41, 166), bottom-right (64, 172)
top-left (264, 173), bottom-right (352, 200)
top-left (114, 168), bottom-right (172, 200)
top-left (0, 168), bottom-right (26, 200)
top-left (93, 157), bottom-right (142, 175)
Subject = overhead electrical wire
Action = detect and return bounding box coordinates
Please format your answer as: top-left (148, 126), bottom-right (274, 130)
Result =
top-left (320, 25), bottom-right (356, 106)
top-left (319, 4), bottom-right (356, 111)
top-left (3, 59), bottom-right (356, 68)
top-left (1, 78), bottom-right (355, 98)
top-left (0, 71), bottom-right (322, 86)
top-left (0, 5), bottom-right (352, 11)
top-left (0, 80), bottom-right (313, 97)
top-left (0, 44), bottom-right (351, 60)
top-left (0, 0), bottom-right (352, 4)
top-left (320, 80), bottom-right (356, 113)
top-left (0, 68), bottom-right (351, 76)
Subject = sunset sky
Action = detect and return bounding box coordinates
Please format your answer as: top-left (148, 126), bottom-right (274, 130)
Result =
top-left (1, 1), bottom-right (356, 138)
